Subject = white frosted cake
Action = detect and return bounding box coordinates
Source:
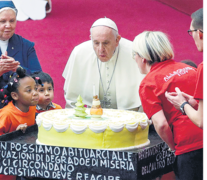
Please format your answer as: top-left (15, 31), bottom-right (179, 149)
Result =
top-left (36, 109), bottom-right (151, 150)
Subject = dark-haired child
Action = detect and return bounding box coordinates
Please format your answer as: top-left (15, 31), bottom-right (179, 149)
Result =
top-left (0, 67), bottom-right (39, 180)
top-left (32, 72), bottom-right (62, 113)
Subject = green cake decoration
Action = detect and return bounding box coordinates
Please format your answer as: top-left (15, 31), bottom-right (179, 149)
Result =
top-left (74, 95), bottom-right (88, 118)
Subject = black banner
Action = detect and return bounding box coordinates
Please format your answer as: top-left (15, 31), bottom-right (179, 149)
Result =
top-left (0, 142), bottom-right (138, 179)
top-left (137, 142), bottom-right (175, 179)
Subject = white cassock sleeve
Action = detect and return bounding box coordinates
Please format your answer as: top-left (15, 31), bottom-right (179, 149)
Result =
top-left (62, 41), bottom-right (99, 108)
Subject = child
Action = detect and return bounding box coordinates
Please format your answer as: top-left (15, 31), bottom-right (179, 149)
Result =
top-left (32, 72), bottom-right (62, 113)
top-left (0, 67), bottom-right (40, 180)
top-left (20, 72), bottom-right (61, 180)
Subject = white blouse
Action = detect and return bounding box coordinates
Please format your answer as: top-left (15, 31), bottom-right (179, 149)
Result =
top-left (0, 39), bottom-right (8, 54)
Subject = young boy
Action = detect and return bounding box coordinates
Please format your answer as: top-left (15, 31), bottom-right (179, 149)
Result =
top-left (32, 72), bottom-right (62, 113)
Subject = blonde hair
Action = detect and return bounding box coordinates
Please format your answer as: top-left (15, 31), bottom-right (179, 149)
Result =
top-left (133, 31), bottom-right (174, 65)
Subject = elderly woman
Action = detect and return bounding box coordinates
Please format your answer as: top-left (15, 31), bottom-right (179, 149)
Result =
top-left (0, 1), bottom-right (42, 90)
top-left (133, 31), bottom-right (203, 180)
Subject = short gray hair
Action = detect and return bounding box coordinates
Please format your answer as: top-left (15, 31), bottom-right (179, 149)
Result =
top-left (90, 26), bottom-right (119, 39)
top-left (191, 8), bottom-right (203, 30)
top-left (133, 31), bottom-right (174, 65)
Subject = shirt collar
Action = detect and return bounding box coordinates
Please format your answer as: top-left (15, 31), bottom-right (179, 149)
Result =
top-left (150, 59), bottom-right (174, 72)
top-left (36, 102), bottom-right (56, 111)
top-left (108, 46), bottom-right (119, 63)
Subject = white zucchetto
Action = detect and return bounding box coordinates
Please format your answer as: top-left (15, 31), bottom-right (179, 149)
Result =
top-left (91, 17), bottom-right (118, 32)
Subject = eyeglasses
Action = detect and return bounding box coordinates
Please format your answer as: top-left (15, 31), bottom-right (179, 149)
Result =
top-left (188, 29), bottom-right (203, 36)
top-left (132, 50), bottom-right (138, 59)
top-left (132, 50), bottom-right (143, 59)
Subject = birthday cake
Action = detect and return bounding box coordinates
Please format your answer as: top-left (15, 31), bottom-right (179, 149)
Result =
top-left (36, 110), bottom-right (150, 150)
top-left (36, 95), bottom-right (150, 150)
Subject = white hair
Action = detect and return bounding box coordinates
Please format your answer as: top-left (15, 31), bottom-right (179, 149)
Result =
top-left (0, 7), bottom-right (17, 15)
top-left (133, 31), bottom-right (174, 65)
top-left (90, 26), bottom-right (119, 38)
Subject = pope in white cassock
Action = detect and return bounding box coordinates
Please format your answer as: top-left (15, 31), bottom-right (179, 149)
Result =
top-left (62, 17), bottom-right (145, 111)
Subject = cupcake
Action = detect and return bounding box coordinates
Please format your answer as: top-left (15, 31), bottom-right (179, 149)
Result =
top-left (90, 95), bottom-right (103, 118)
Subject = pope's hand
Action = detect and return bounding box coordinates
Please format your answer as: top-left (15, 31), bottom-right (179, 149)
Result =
top-left (0, 51), bottom-right (20, 76)
top-left (16, 123), bottom-right (28, 133)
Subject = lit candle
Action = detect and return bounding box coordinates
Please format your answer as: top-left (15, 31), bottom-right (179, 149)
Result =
top-left (93, 84), bottom-right (95, 96)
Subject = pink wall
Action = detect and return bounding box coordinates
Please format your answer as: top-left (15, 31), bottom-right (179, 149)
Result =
top-left (156, 0), bottom-right (203, 15)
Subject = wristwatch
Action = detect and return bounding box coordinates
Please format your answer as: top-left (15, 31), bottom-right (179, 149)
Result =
top-left (180, 102), bottom-right (189, 115)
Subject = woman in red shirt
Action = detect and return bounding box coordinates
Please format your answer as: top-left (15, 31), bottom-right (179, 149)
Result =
top-left (132, 31), bottom-right (203, 180)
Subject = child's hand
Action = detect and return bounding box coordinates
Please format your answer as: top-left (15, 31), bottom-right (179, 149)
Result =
top-left (16, 123), bottom-right (27, 133)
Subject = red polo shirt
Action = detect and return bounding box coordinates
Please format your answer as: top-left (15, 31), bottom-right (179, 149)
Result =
top-left (139, 60), bottom-right (203, 155)
top-left (194, 62), bottom-right (203, 100)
